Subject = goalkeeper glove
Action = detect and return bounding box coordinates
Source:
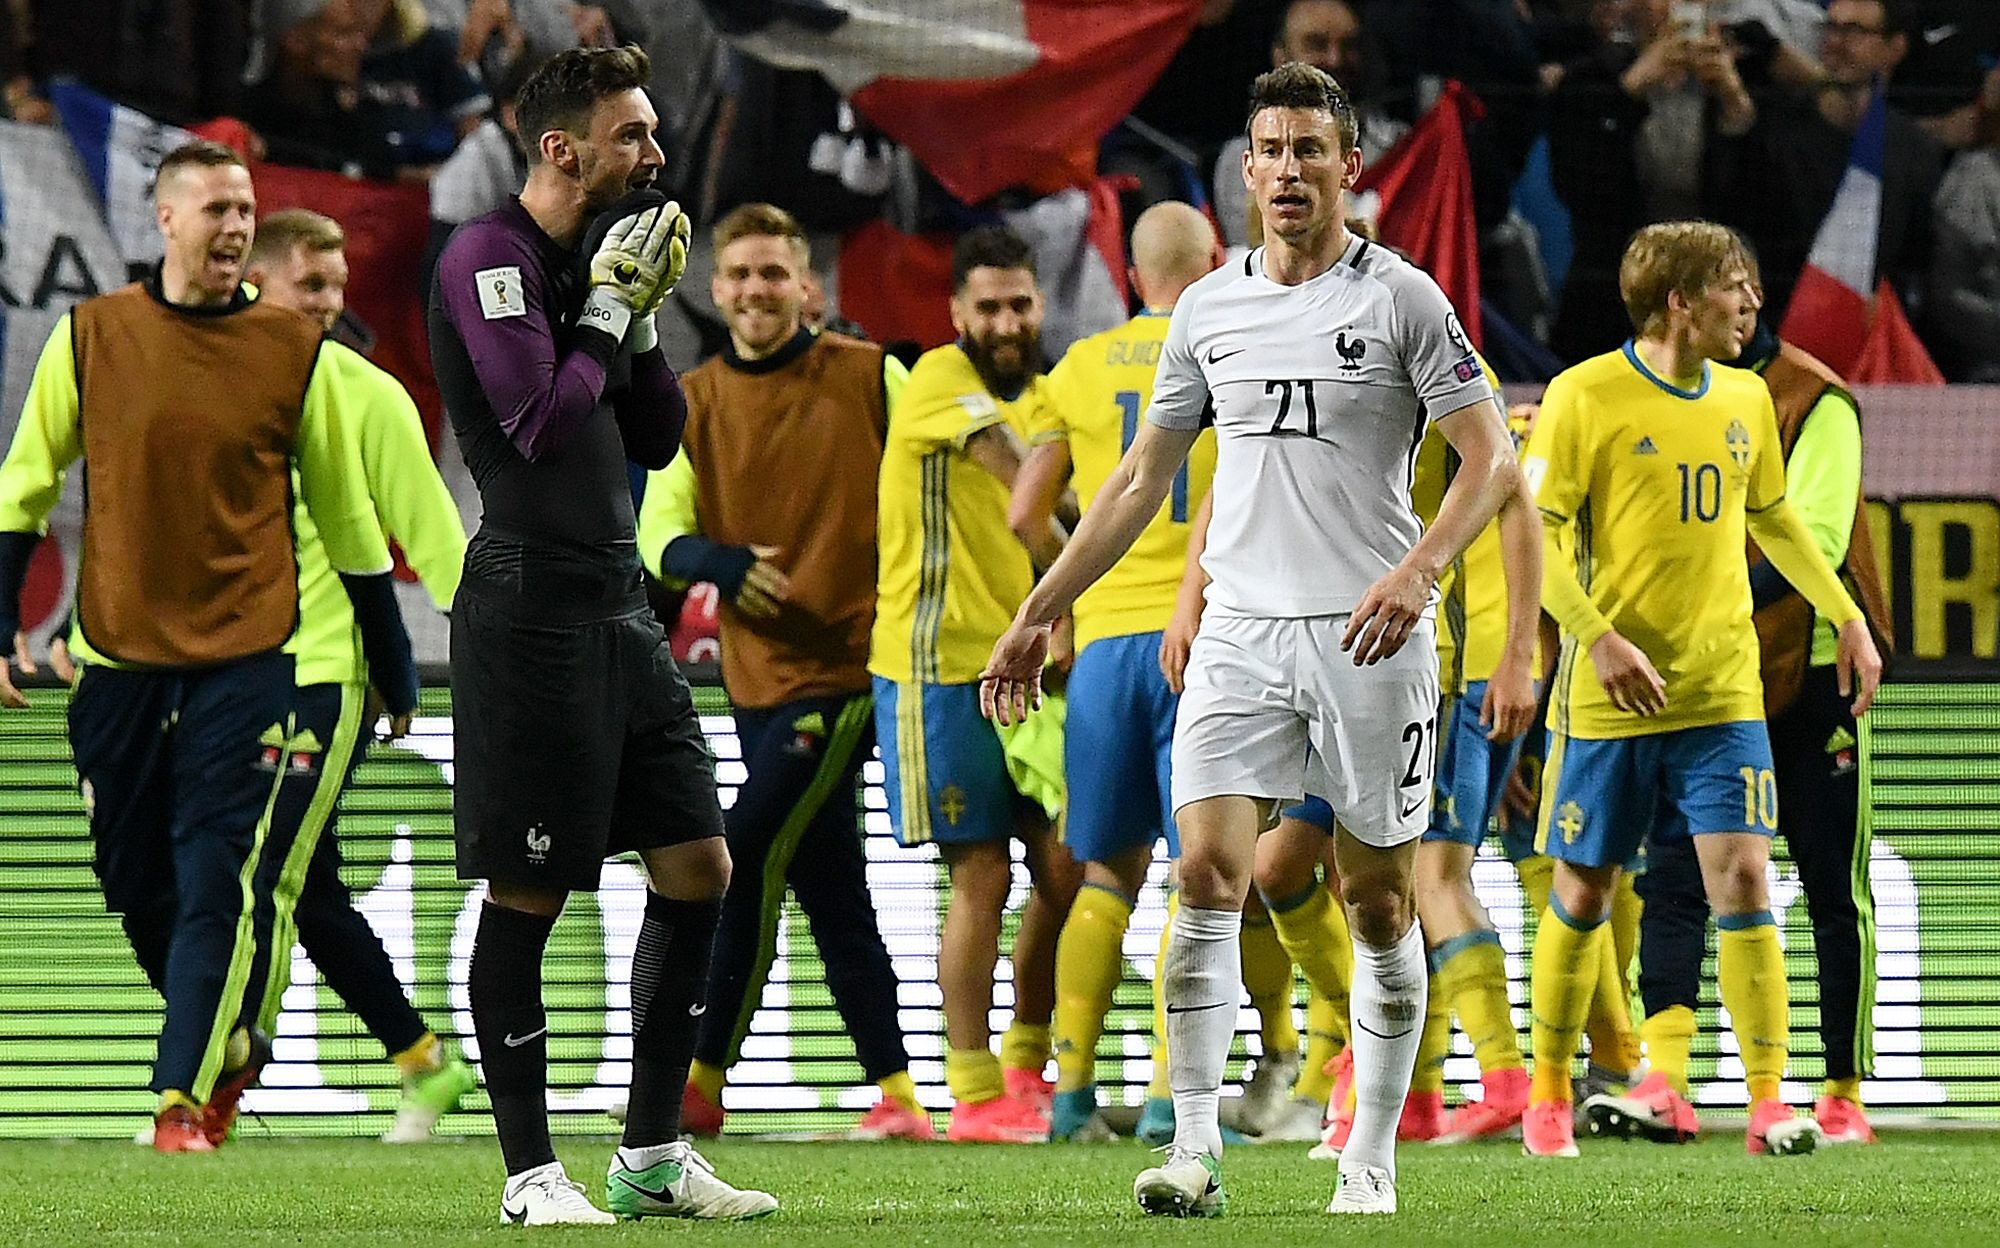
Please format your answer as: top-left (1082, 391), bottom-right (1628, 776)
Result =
top-left (642, 201), bottom-right (690, 315)
top-left (581, 201), bottom-right (679, 342)
top-left (630, 203), bottom-right (689, 355)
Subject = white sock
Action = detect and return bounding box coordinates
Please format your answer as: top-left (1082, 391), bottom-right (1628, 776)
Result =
top-left (1341, 919), bottom-right (1426, 1180)
top-left (615, 1141), bottom-right (677, 1171)
top-left (1165, 904), bottom-right (1242, 1158)
top-left (504, 1160), bottom-right (565, 1192)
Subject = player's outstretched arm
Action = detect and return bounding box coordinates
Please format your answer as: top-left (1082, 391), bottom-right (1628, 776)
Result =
top-left (982, 420), bottom-right (1198, 724)
top-left (1159, 488), bottom-right (1213, 695)
top-left (1346, 396), bottom-right (1522, 666)
top-left (1746, 498), bottom-right (1882, 714)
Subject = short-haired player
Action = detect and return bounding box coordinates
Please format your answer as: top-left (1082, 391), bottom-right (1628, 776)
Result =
top-left (429, 45), bottom-right (774, 1223)
top-left (983, 62), bottom-right (1541, 1216)
top-left (869, 226), bottom-right (1083, 1144)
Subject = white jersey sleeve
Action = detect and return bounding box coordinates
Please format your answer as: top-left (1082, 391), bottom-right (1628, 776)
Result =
top-left (1146, 293), bottom-right (1210, 432)
top-left (1390, 269), bottom-right (1494, 420)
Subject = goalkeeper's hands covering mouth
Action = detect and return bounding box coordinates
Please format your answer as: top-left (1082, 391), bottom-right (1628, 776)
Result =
top-left (581, 198), bottom-right (691, 352)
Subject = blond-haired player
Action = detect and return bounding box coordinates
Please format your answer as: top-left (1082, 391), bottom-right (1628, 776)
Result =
top-left (1519, 220), bottom-right (1882, 1159)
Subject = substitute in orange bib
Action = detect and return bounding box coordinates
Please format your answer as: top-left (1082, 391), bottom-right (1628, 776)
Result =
top-left (0, 141), bottom-right (412, 1154)
top-left (638, 202), bottom-right (927, 1143)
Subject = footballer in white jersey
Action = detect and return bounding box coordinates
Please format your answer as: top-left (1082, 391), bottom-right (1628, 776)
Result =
top-left (1145, 235), bottom-right (1499, 839)
top-left (980, 62), bottom-right (1541, 1220)
top-left (1149, 234), bottom-right (1491, 621)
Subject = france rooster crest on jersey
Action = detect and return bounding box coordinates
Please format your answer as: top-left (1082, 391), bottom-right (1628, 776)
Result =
top-left (1136, 234), bottom-right (1496, 619)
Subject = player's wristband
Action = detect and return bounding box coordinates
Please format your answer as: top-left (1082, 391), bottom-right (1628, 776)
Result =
top-left (580, 286), bottom-right (634, 343)
top-left (0, 530), bottom-right (37, 643)
top-left (630, 308), bottom-right (659, 355)
top-left (340, 572), bottom-right (419, 718)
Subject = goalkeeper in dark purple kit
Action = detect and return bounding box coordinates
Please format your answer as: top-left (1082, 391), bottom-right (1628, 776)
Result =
top-left (428, 44), bottom-right (776, 1226)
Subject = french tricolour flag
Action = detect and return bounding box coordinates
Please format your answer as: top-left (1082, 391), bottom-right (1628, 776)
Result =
top-left (45, 80), bottom-right (195, 272)
top-left (1779, 89), bottom-right (1941, 383)
top-left (717, 0), bottom-right (1201, 205)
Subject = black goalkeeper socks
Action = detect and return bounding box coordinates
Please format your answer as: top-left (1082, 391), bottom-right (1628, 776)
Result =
top-left (470, 900), bottom-right (559, 1175)
top-left (622, 892), bottom-right (723, 1149)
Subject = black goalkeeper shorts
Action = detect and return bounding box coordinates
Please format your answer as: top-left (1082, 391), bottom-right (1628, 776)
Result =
top-left (451, 570), bottom-right (723, 893)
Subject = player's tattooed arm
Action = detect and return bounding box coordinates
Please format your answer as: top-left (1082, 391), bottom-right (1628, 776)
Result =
top-left (1005, 438), bottom-right (1074, 573)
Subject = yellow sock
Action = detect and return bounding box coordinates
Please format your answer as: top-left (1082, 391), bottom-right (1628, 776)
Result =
top-left (1294, 992), bottom-right (1341, 1103)
top-left (1239, 912), bottom-right (1299, 1056)
top-left (1825, 1075), bottom-right (1862, 1105)
top-left (391, 1031), bottom-right (443, 1078)
top-left (1412, 972), bottom-right (1450, 1094)
top-left (1610, 872), bottom-right (1643, 1000)
top-left (689, 1059), bottom-right (727, 1102)
top-left (999, 1021), bottom-right (1050, 1076)
top-left (1639, 1005), bottom-right (1697, 1099)
top-left (1516, 854), bottom-right (1554, 920)
top-left (1147, 890), bottom-right (1177, 1099)
top-left (1583, 924), bottom-right (1641, 1076)
top-left (1052, 884), bottom-right (1133, 1093)
top-left (877, 1070), bottom-right (922, 1114)
top-left (1435, 931), bottom-right (1524, 1074)
top-left (1529, 896), bottom-right (1601, 1104)
top-left (946, 1048), bottom-right (1005, 1104)
top-left (1718, 912), bottom-right (1788, 1105)
top-left (157, 1089), bottom-right (198, 1114)
top-left (1264, 881), bottom-right (1352, 1041)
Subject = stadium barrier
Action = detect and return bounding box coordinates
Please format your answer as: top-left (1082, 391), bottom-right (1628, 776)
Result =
top-left (0, 670), bottom-right (1994, 1139)
top-left (1, 107), bottom-right (1995, 1139)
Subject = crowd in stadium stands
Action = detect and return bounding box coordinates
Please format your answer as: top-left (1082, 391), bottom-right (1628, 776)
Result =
top-left (0, 1), bottom-right (1994, 375)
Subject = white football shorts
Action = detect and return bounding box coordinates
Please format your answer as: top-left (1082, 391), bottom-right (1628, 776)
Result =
top-left (1169, 610), bottom-right (1440, 848)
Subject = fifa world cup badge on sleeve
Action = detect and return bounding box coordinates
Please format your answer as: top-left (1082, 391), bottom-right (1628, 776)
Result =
top-left (476, 267), bottom-right (526, 320)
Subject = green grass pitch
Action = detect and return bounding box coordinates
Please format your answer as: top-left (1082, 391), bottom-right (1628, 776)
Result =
top-left (8, 1133), bottom-right (2000, 1246)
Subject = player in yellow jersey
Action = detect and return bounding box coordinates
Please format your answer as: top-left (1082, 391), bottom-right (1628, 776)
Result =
top-left (1518, 221), bottom-right (1881, 1159)
top-left (870, 227), bottom-right (1081, 1144)
top-left (1415, 400), bottom-right (1645, 1145)
top-left (1009, 203), bottom-right (1224, 1143)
